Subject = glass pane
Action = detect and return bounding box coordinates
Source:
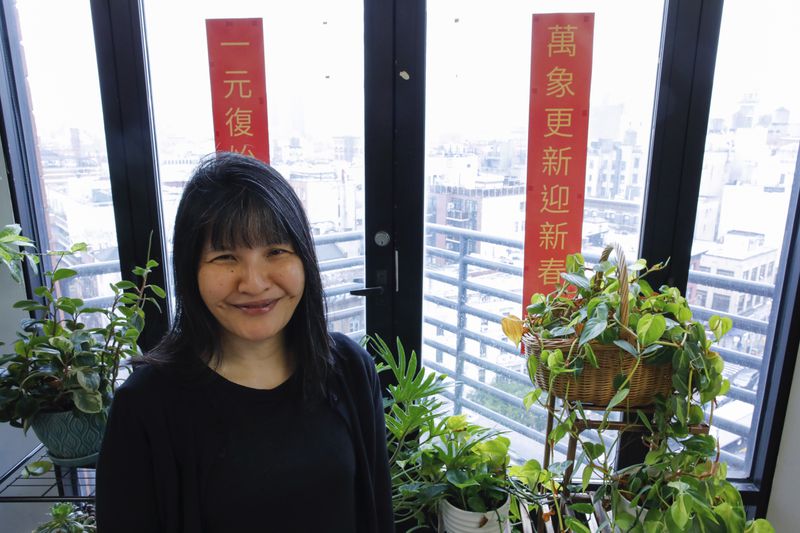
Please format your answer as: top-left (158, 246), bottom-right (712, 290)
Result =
top-left (12, 0), bottom-right (121, 312)
top-left (422, 0), bottom-right (665, 466)
top-left (685, 0), bottom-right (800, 478)
top-left (143, 1), bottom-right (366, 338)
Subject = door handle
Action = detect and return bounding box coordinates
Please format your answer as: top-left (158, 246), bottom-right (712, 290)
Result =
top-left (350, 286), bottom-right (384, 297)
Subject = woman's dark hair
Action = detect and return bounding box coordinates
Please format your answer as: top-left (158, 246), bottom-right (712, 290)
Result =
top-left (148, 152), bottom-right (332, 398)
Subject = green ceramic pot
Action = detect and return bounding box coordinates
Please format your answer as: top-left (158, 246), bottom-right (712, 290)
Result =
top-left (30, 410), bottom-right (107, 467)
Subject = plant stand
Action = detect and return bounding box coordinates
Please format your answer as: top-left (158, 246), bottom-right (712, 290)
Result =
top-left (537, 397), bottom-right (710, 532)
top-left (0, 444), bottom-right (95, 503)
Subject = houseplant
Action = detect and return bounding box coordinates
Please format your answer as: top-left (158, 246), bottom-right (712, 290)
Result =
top-left (501, 243), bottom-right (774, 532)
top-left (32, 502), bottom-right (96, 533)
top-left (0, 229), bottom-right (163, 465)
top-left (369, 335), bottom-right (543, 532)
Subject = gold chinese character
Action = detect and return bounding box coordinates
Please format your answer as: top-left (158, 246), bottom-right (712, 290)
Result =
top-left (544, 108), bottom-right (574, 138)
top-left (546, 67), bottom-right (575, 98)
top-left (229, 144), bottom-right (256, 157)
top-left (538, 258), bottom-right (566, 286)
top-left (539, 222), bottom-right (568, 250)
top-left (548, 25), bottom-right (577, 57)
top-left (541, 146), bottom-right (572, 176)
top-left (225, 107), bottom-right (254, 137)
top-left (540, 184), bottom-right (570, 214)
top-left (223, 70), bottom-right (253, 98)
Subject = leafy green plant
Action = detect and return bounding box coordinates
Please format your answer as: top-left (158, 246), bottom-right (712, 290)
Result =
top-left (0, 240), bottom-right (164, 432)
top-left (0, 223), bottom-right (38, 283)
top-left (500, 246), bottom-right (774, 532)
top-left (369, 335), bottom-right (544, 531)
top-left (33, 502), bottom-right (96, 533)
top-left (369, 335), bottom-right (447, 528)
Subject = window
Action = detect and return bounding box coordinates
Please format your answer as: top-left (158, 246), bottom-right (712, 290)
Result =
top-left (694, 289), bottom-right (708, 307)
top-left (422, 0), bottom-right (665, 465)
top-left (718, 268), bottom-right (735, 276)
top-left (685, 0), bottom-right (800, 478)
top-left (8, 0), bottom-right (121, 317)
top-left (142, 0), bottom-right (366, 338)
top-left (711, 293), bottom-right (732, 313)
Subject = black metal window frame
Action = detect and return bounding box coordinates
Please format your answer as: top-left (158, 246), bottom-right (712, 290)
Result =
top-left (0, 0), bottom-right (796, 519)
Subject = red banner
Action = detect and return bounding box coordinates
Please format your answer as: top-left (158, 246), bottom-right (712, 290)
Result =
top-left (206, 18), bottom-right (270, 163)
top-left (523, 13), bottom-right (594, 307)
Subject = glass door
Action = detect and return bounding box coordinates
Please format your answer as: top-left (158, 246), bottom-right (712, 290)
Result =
top-left (142, 0), bottom-right (367, 338)
top-left (422, 0), bottom-right (666, 464)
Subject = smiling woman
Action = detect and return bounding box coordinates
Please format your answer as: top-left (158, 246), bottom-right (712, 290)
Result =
top-left (94, 152), bottom-right (393, 533)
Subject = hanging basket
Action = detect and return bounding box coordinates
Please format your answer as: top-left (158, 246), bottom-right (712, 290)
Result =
top-left (523, 243), bottom-right (673, 408)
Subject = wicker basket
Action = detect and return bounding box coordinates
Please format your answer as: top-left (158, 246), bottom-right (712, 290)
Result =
top-left (523, 243), bottom-right (673, 407)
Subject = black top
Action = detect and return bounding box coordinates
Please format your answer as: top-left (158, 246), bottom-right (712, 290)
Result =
top-left (96, 332), bottom-right (394, 532)
top-left (202, 369), bottom-right (356, 533)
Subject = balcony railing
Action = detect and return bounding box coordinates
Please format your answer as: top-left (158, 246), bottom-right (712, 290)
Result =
top-left (54, 225), bottom-right (765, 473)
top-left (423, 223), bottom-right (770, 473)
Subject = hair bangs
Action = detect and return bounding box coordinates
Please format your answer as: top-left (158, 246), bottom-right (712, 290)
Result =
top-left (204, 192), bottom-right (293, 251)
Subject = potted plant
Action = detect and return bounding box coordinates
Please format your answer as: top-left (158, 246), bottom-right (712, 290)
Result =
top-left (33, 502), bottom-right (96, 533)
top-left (501, 243), bottom-right (774, 532)
top-left (370, 335), bottom-right (542, 532)
top-left (0, 228), bottom-right (163, 466)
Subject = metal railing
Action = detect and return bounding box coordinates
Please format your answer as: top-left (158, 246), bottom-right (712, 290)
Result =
top-left (51, 226), bottom-right (765, 472)
top-left (423, 223), bottom-right (772, 473)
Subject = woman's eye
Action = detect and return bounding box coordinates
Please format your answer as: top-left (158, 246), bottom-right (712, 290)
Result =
top-left (211, 254), bottom-right (235, 262)
top-left (268, 245), bottom-right (294, 257)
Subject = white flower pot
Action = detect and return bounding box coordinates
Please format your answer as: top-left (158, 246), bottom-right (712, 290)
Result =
top-left (619, 493), bottom-right (648, 522)
top-left (439, 497), bottom-right (511, 533)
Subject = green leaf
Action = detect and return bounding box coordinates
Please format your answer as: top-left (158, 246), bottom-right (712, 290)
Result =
top-left (22, 460), bottom-right (53, 477)
top-left (523, 388), bottom-right (543, 411)
top-left (70, 242), bottom-right (88, 253)
top-left (614, 339), bottom-right (638, 356)
top-left (638, 279), bottom-right (654, 297)
top-left (526, 353), bottom-right (539, 383)
top-left (75, 369), bottom-right (101, 392)
top-left (579, 316), bottom-right (607, 346)
top-left (582, 464), bottom-right (594, 491)
top-left (637, 410), bottom-right (654, 432)
top-left (564, 517), bottom-right (591, 533)
top-left (637, 314), bottom-right (666, 346)
top-left (583, 343), bottom-right (598, 368)
top-left (561, 272), bottom-right (591, 290)
top-left (146, 259), bottom-right (159, 269)
top-left (445, 469), bottom-right (479, 489)
top-left (670, 494), bottom-right (690, 530)
top-left (71, 390), bottom-right (103, 413)
top-left (115, 280), bottom-right (137, 290)
top-left (150, 284), bottom-right (166, 298)
top-left (607, 387), bottom-right (629, 410)
top-left (569, 502), bottom-right (595, 515)
top-left (745, 519), bottom-right (776, 533)
top-left (52, 268), bottom-right (78, 282)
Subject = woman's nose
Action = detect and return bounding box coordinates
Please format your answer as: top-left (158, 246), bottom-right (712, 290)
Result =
top-left (237, 261), bottom-right (270, 294)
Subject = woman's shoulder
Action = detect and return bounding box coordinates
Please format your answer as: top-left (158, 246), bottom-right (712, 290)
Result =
top-left (329, 332), bottom-right (373, 368)
top-left (328, 332), bottom-right (383, 386)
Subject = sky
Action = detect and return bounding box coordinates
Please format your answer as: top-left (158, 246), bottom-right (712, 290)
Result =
top-left (12, 0), bottom-right (800, 151)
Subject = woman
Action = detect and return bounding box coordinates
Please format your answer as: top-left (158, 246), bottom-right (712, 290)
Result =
top-left (96, 152), bottom-right (393, 532)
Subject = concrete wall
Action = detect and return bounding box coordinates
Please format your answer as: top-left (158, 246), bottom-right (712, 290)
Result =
top-left (767, 346), bottom-right (800, 529)
top-left (0, 156), bottom-right (51, 531)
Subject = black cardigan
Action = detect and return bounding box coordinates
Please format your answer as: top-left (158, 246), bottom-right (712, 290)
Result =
top-left (95, 332), bottom-right (394, 532)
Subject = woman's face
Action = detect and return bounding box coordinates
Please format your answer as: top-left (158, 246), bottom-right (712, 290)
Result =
top-left (197, 240), bottom-right (305, 351)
